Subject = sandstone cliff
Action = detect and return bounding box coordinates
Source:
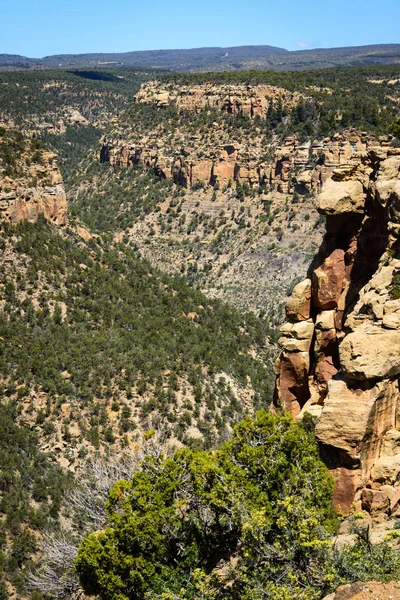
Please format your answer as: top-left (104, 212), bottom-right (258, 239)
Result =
top-left (101, 129), bottom-right (372, 193)
top-left (100, 80), bottom-right (308, 190)
top-left (100, 81), bottom-right (377, 194)
top-left (135, 81), bottom-right (303, 119)
top-left (97, 81), bottom-right (390, 318)
top-left (275, 139), bottom-right (400, 514)
top-left (0, 132), bottom-right (68, 225)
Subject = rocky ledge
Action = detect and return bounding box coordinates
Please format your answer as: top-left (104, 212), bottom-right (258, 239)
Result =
top-left (100, 124), bottom-right (380, 195)
top-left (275, 140), bottom-right (400, 514)
top-left (134, 81), bottom-right (303, 119)
top-left (323, 581), bottom-right (400, 600)
top-left (101, 81), bottom-right (383, 192)
top-left (0, 148), bottom-right (68, 225)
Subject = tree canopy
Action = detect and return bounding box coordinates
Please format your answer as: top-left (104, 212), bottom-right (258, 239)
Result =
top-left (76, 411), bottom-right (336, 600)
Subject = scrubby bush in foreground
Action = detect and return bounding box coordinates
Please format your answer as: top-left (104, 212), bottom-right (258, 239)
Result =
top-left (75, 412), bottom-right (337, 600)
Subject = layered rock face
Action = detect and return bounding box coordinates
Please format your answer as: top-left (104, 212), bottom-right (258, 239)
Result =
top-left (0, 148), bottom-right (68, 225)
top-left (101, 82), bottom-right (384, 194)
top-left (101, 80), bottom-right (315, 189)
top-left (135, 81), bottom-right (303, 119)
top-left (101, 113), bottom-right (373, 194)
top-left (275, 140), bottom-right (400, 514)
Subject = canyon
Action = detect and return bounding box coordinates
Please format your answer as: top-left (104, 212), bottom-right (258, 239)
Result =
top-left (1, 63), bottom-right (400, 597)
top-left (98, 80), bottom-right (400, 518)
top-left (98, 80), bottom-right (393, 319)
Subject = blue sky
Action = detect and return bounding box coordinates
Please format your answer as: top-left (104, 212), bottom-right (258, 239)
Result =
top-left (1, 0), bottom-right (399, 57)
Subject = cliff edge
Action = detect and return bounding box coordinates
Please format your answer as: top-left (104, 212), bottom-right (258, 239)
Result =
top-left (275, 138), bottom-right (400, 514)
top-left (0, 128), bottom-right (68, 225)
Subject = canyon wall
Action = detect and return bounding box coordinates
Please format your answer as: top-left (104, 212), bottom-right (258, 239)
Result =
top-left (100, 82), bottom-right (384, 198)
top-left (100, 81), bottom-right (311, 189)
top-left (275, 140), bottom-right (400, 514)
top-left (134, 81), bottom-right (303, 119)
top-left (0, 148), bottom-right (68, 225)
top-left (100, 128), bottom-right (375, 194)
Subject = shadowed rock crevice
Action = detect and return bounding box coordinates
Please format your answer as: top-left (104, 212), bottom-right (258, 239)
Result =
top-left (342, 195), bottom-right (389, 322)
top-left (275, 137), bottom-right (400, 514)
top-left (319, 442), bottom-right (361, 470)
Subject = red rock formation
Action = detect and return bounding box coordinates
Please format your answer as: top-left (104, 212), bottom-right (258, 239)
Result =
top-left (285, 279), bottom-right (312, 321)
top-left (0, 185), bottom-right (68, 225)
top-left (275, 351), bottom-right (310, 416)
top-left (101, 82), bottom-right (381, 193)
top-left (275, 141), bottom-right (400, 515)
top-left (312, 248), bottom-right (346, 310)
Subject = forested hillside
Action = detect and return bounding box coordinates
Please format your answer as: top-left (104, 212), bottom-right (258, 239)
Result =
top-left (64, 64), bottom-right (400, 317)
top-left (0, 67), bottom-right (165, 134)
top-left (0, 215), bottom-right (275, 596)
top-left (160, 63), bottom-right (400, 136)
top-left (1, 217), bottom-right (274, 449)
top-left (1, 60), bottom-right (400, 598)
top-left (1, 43), bottom-right (400, 72)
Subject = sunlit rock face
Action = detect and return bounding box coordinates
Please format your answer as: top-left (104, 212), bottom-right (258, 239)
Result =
top-left (0, 147), bottom-right (68, 225)
top-left (275, 140), bottom-right (400, 515)
top-left (100, 81), bottom-right (377, 194)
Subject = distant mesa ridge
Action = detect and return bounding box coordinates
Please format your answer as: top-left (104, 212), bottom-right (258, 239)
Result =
top-left (1, 43), bottom-right (400, 71)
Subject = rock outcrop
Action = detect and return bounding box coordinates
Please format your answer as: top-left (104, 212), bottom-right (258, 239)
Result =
top-left (100, 81), bottom-right (378, 193)
top-left (0, 144), bottom-right (68, 225)
top-left (135, 81), bottom-right (303, 119)
top-left (275, 140), bottom-right (400, 514)
top-left (0, 183), bottom-right (68, 225)
top-left (100, 128), bottom-right (374, 194)
top-left (323, 581), bottom-right (400, 600)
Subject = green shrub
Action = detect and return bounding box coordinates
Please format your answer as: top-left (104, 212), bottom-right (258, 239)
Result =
top-left (76, 412), bottom-right (335, 600)
top-left (390, 272), bottom-right (400, 299)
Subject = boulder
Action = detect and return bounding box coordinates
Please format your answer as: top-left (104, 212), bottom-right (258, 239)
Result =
top-left (339, 323), bottom-right (400, 380)
top-left (345, 265), bottom-right (395, 329)
top-left (383, 299), bottom-right (400, 330)
top-left (315, 310), bottom-right (336, 331)
top-left (276, 351), bottom-right (310, 416)
top-left (383, 312), bottom-right (400, 329)
top-left (279, 322), bottom-right (294, 336)
top-left (374, 156), bottom-right (400, 206)
top-left (318, 178), bottom-right (365, 214)
top-left (361, 488), bottom-right (389, 513)
top-left (315, 378), bottom-right (380, 459)
top-left (331, 467), bottom-right (361, 514)
top-left (290, 319), bottom-right (314, 339)
top-left (285, 278), bottom-right (312, 321)
top-left (370, 455), bottom-right (400, 485)
top-left (279, 337), bottom-right (312, 352)
top-left (312, 249), bottom-right (346, 310)
top-left (315, 355), bottom-right (338, 385)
